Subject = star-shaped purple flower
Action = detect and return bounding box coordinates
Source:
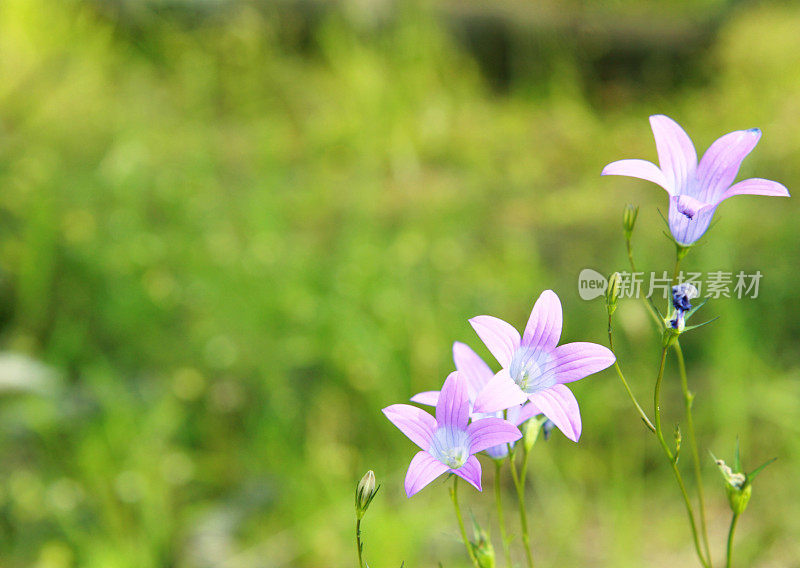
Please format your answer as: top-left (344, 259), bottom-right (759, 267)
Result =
top-left (383, 373), bottom-right (522, 497)
top-left (410, 342), bottom-right (540, 458)
top-left (468, 290), bottom-right (615, 442)
top-left (602, 115), bottom-right (790, 246)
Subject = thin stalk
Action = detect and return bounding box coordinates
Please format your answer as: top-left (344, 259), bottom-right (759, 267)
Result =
top-left (626, 236), bottom-right (662, 328)
top-left (508, 450), bottom-right (534, 568)
top-left (451, 476), bottom-right (480, 568)
top-left (356, 518), bottom-right (365, 568)
top-left (654, 347), bottom-right (709, 568)
top-left (675, 340), bottom-right (712, 566)
top-left (670, 250), bottom-right (712, 567)
top-left (726, 512), bottom-right (740, 568)
top-left (494, 460), bottom-right (512, 568)
top-left (673, 256), bottom-right (682, 286)
top-left (608, 313), bottom-right (656, 432)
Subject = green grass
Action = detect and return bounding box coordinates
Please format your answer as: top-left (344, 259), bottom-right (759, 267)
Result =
top-left (0, 1), bottom-right (798, 566)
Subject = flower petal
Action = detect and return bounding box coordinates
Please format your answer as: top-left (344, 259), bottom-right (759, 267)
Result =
top-left (452, 455), bottom-right (482, 492)
top-left (696, 128), bottom-right (761, 203)
top-left (467, 416), bottom-right (522, 454)
top-left (469, 315), bottom-right (521, 368)
top-left (601, 159), bottom-right (671, 193)
top-left (529, 384), bottom-right (582, 442)
top-left (717, 177), bottom-right (790, 204)
top-left (510, 401), bottom-right (542, 426)
top-left (405, 451), bottom-right (449, 497)
top-left (522, 290), bottom-right (563, 352)
top-left (382, 404), bottom-right (436, 450)
top-left (436, 372), bottom-right (470, 430)
top-left (410, 391), bottom-right (439, 407)
top-left (453, 342), bottom-right (494, 396)
top-left (472, 368), bottom-right (527, 414)
top-left (649, 115), bottom-right (698, 194)
top-left (668, 198), bottom-right (717, 246)
top-left (550, 342), bottom-right (615, 384)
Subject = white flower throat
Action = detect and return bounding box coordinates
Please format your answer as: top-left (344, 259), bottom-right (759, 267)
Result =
top-left (509, 346), bottom-right (555, 394)
top-left (429, 427), bottom-right (469, 469)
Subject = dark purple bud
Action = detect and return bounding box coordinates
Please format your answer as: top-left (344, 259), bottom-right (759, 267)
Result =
top-left (542, 419), bottom-right (555, 441)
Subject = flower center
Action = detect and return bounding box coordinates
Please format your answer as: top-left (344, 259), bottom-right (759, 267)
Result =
top-left (509, 346), bottom-right (554, 394)
top-left (429, 427), bottom-right (470, 469)
top-left (675, 195), bottom-right (706, 220)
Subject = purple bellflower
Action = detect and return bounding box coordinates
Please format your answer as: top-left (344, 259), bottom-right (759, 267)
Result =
top-left (602, 115), bottom-right (789, 246)
top-left (383, 373), bottom-right (522, 497)
top-left (469, 290), bottom-right (615, 442)
top-left (410, 342), bottom-right (539, 459)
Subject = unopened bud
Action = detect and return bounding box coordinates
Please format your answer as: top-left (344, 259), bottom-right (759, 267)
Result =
top-left (712, 447), bottom-right (775, 516)
top-left (356, 470), bottom-right (379, 519)
top-left (606, 272), bottom-right (622, 315)
top-left (623, 204), bottom-right (639, 238)
top-left (470, 515), bottom-right (496, 568)
top-left (715, 459), bottom-right (750, 514)
top-left (541, 419), bottom-right (556, 441)
top-left (523, 416), bottom-right (546, 453)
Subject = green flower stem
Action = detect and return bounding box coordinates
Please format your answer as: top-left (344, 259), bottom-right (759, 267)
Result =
top-left (507, 449), bottom-right (534, 568)
top-left (356, 517), bottom-right (365, 568)
top-left (494, 460), bottom-right (512, 568)
top-left (451, 476), bottom-right (480, 568)
top-left (654, 346), bottom-right (709, 568)
top-left (726, 512), bottom-right (741, 568)
top-left (626, 235), bottom-right (662, 328)
top-left (671, 250), bottom-right (712, 567)
top-left (608, 313), bottom-right (656, 432)
top-left (675, 340), bottom-right (712, 566)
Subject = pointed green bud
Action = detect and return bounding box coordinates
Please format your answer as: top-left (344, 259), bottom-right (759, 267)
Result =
top-left (715, 458), bottom-right (750, 514)
top-left (356, 470), bottom-right (379, 519)
top-left (712, 447), bottom-right (775, 516)
top-left (470, 515), bottom-right (495, 568)
top-left (623, 204), bottom-right (639, 239)
top-left (523, 416), bottom-right (547, 453)
top-left (605, 272), bottom-right (622, 316)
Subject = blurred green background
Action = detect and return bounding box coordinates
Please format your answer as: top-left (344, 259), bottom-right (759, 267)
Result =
top-left (0, 0), bottom-right (798, 566)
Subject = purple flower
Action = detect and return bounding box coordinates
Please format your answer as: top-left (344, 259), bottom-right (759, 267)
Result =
top-left (383, 373), bottom-right (522, 497)
top-left (469, 290), bottom-right (615, 442)
top-left (411, 342), bottom-right (538, 458)
top-left (602, 115), bottom-right (789, 246)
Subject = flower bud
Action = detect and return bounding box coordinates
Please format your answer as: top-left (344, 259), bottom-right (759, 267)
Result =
top-left (356, 470), bottom-right (378, 519)
top-left (541, 418), bottom-right (555, 441)
top-left (605, 272), bottom-right (622, 316)
top-left (712, 447), bottom-right (774, 516)
top-left (623, 204), bottom-right (639, 238)
top-left (715, 459), bottom-right (750, 515)
top-left (470, 515), bottom-right (496, 568)
top-left (523, 416), bottom-right (546, 453)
